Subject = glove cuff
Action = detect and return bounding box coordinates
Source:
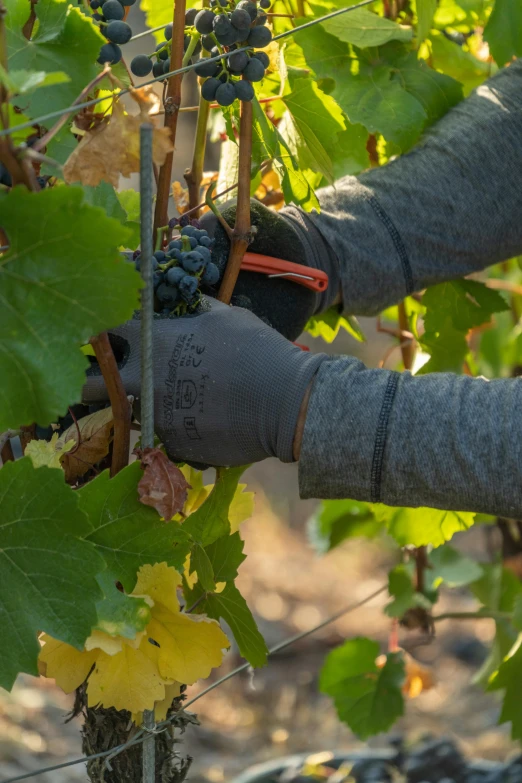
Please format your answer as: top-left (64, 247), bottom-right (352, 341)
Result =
top-left (281, 206), bottom-right (341, 315)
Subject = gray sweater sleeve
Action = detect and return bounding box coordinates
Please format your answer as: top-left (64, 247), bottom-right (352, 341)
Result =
top-left (283, 60), bottom-right (522, 315)
top-left (292, 61), bottom-right (522, 515)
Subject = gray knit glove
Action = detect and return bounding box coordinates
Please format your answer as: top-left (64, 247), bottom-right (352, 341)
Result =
top-left (83, 298), bottom-right (327, 466)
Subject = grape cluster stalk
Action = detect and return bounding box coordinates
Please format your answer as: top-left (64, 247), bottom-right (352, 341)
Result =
top-left (130, 0), bottom-right (273, 105)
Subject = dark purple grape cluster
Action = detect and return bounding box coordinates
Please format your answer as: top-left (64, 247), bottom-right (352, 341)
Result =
top-left (92, 0), bottom-right (137, 65)
top-left (130, 0), bottom-right (271, 105)
top-left (134, 224), bottom-right (220, 314)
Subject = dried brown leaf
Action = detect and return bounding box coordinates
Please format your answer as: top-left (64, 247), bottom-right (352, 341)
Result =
top-left (138, 448), bottom-right (191, 520)
top-left (63, 94), bottom-right (173, 187)
top-left (58, 407), bottom-right (115, 482)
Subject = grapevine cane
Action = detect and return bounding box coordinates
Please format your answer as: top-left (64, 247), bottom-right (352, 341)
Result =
top-left (139, 122), bottom-right (157, 782)
top-left (184, 91), bottom-right (211, 214)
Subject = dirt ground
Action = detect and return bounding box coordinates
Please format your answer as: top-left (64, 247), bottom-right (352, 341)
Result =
top-left (0, 472), bottom-right (517, 783)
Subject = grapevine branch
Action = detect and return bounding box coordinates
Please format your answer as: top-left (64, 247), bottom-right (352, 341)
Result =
top-left (0, 0), bottom-right (377, 140)
top-left (89, 333), bottom-right (131, 477)
top-left (2, 584), bottom-right (388, 783)
top-left (184, 91), bottom-right (211, 214)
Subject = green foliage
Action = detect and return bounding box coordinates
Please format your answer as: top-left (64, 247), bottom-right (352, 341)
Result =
top-left (428, 545), bottom-right (483, 588)
top-left (94, 572), bottom-right (152, 640)
top-left (488, 641), bottom-right (522, 740)
top-left (0, 66), bottom-right (69, 95)
top-left (305, 307), bottom-right (365, 343)
top-left (385, 565), bottom-right (435, 618)
top-left (0, 187), bottom-right (140, 431)
top-left (183, 466), bottom-right (246, 546)
top-left (320, 7), bottom-right (413, 47)
top-left (0, 459), bottom-right (104, 689)
top-left (374, 505), bottom-right (476, 547)
top-left (416, 0), bottom-right (438, 43)
top-left (320, 638), bottom-right (405, 739)
top-left (483, 0), bottom-right (522, 66)
top-left (308, 498), bottom-right (381, 554)
top-left (78, 463), bottom-right (191, 592)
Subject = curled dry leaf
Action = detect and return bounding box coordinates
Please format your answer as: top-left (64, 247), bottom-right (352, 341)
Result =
top-left (376, 649), bottom-right (435, 699)
top-left (58, 407), bottom-right (115, 482)
top-left (64, 88), bottom-right (173, 187)
top-left (138, 447), bottom-right (191, 520)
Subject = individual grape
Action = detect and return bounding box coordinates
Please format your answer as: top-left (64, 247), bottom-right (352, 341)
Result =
top-left (169, 239), bottom-right (183, 251)
top-left (230, 7), bottom-right (251, 29)
top-left (156, 282), bottom-right (179, 306)
top-left (215, 81), bottom-right (236, 106)
top-left (189, 236), bottom-right (199, 248)
top-left (101, 0), bottom-right (124, 19)
top-left (213, 13), bottom-right (232, 36)
top-left (156, 43), bottom-right (169, 60)
top-left (153, 271), bottom-right (164, 289)
top-left (243, 56), bottom-right (265, 81)
top-left (181, 225), bottom-right (197, 237)
top-left (130, 53), bottom-right (153, 76)
top-left (247, 25), bottom-right (272, 46)
top-left (255, 12), bottom-right (268, 25)
top-left (167, 267), bottom-right (187, 286)
top-left (120, 0), bottom-right (137, 5)
top-left (163, 58), bottom-right (171, 73)
top-left (153, 60), bottom-right (165, 77)
top-left (35, 424), bottom-right (55, 440)
top-left (164, 22), bottom-right (173, 40)
top-left (201, 33), bottom-right (215, 51)
top-left (228, 49), bottom-right (249, 73)
top-left (201, 76), bottom-right (221, 101)
top-left (185, 7), bottom-right (198, 24)
top-left (194, 57), bottom-right (220, 77)
top-left (252, 50), bottom-right (269, 67)
top-left (202, 262), bottom-right (220, 285)
top-left (93, 12), bottom-right (103, 20)
top-left (260, 0), bottom-right (271, 8)
top-left (37, 175), bottom-right (49, 189)
top-left (91, 0), bottom-right (101, 8)
top-left (234, 79), bottom-right (255, 100)
top-left (181, 251), bottom-right (205, 273)
top-left (237, 0), bottom-right (257, 20)
top-left (105, 20), bottom-right (132, 44)
top-left (0, 163), bottom-right (12, 187)
top-left (97, 41), bottom-right (122, 63)
top-left (154, 250), bottom-right (167, 262)
top-left (168, 248), bottom-right (183, 262)
top-left (217, 24), bottom-right (242, 45)
top-left (179, 275), bottom-right (199, 301)
top-left (195, 8), bottom-right (215, 34)
top-left (198, 235), bottom-right (213, 248)
top-left (195, 245), bottom-right (212, 263)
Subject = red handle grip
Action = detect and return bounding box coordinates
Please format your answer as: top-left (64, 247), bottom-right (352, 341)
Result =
top-left (240, 252), bottom-right (328, 293)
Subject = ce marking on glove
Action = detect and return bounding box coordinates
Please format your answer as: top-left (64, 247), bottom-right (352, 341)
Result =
top-left (184, 416), bottom-right (201, 440)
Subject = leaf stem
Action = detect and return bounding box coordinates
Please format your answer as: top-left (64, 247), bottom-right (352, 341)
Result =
top-left (398, 300), bottom-right (415, 370)
top-left (218, 94), bottom-right (252, 304)
top-left (184, 91), bottom-right (210, 214)
top-left (89, 333), bottom-right (131, 477)
top-left (433, 610), bottom-right (513, 622)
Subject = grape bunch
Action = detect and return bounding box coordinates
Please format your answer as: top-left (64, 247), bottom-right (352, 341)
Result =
top-left (130, 0), bottom-right (272, 106)
top-left (91, 0), bottom-right (137, 66)
top-left (134, 223), bottom-right (220, 315)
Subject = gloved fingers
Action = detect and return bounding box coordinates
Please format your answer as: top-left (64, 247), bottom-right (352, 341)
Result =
top-left (82, 320), bottom-right (142, 403)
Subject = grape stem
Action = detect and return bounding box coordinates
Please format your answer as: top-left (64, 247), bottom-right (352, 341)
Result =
top-left (218, 89), bottom-right (252, 304)
top-left (89, 332), bottom-right (131, 477)
top-left (184, 90), bottom-right (211, 215)
top-left (22, 0), bottom-right (38, 40)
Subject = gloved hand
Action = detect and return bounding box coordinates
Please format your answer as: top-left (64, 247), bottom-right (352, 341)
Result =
top-left (83, 298), bottom-right (327, 466)
top-left (198, 199), bottom-right (340, 341)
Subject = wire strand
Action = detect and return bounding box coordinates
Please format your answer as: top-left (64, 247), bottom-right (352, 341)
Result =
top-left (0, 0), bottom-right (375, 139)
top-left (1, 584), bottom-right (387, 783)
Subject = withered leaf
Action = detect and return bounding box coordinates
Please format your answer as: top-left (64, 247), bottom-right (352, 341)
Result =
top-left (64, 90), bottom-right (173, 187)
top-left (58, 407), bottom-right (114, 482)
top-left (138, 448), bottom-right (191, 521)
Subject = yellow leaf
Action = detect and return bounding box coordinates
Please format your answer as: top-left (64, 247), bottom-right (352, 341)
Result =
top-left (132, 682), bottom-right (182, 725)
top-left (87, 640), bottom-right (166, 713)
top-left (146, 608), bottom-right (229, 684)
top-left (183, 553), bottom-right (199, 590)
top-left (81, 344), bottom-right (96, 357)
top-left (85, 630), bottom-right (124, 656)
top-left (26, 433), bottom-right (75, 470)
top-left (38, 635), bottom-right (98, 693)
top-left (132, 561), bottom-right (182, 614)
top-left (228, 483), bottom-right (255, 533)
top-left (181, 465), bottom-right (210, 516)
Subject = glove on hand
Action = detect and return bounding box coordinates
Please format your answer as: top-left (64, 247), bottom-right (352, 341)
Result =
top-left (199, 200), bottom-right (334, 341)
top-left (83, 298), bottom-right (327, 467)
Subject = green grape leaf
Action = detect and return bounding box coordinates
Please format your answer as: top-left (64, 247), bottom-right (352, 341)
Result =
top-left (94, 571), bottom-right (152, 640)
top-left (389, 50), bottom-right (463, 125)
top-left (321, 7), bottom-right (413, 47)
top-left (117, 189), bottom-right (141, 222)
top-left (188, 582), bottom-right (268, 668)
top-left (512, 595), bottom-right (522, 632)
top-left (81, 181), bottom-right (128, 222)
top-left (43, 125), bottom-right (78, 172)
top-left (190, 544), bottom-right (216, 592)
top-left (483, 0), bottom-right (522, 66)
top-left (5, 0), bottom-right (104, 118)
top-left (183, 466), bottom-right (247, 547)
top-left (282, 73), bottom-right (346, 185)
top-left (78, 463), bottom-right (192, 592)
top-left (252, 98), bottom-right (319, 212)
top-left (416, 0), bottom-right (437, 43)
top-left (305, 307), bottom-right (365, 343)
top-left (140, 0), bottom-right (198, 42)
top-left (373, 504), bottom-right (476, 547)
top-left (286, 25), bottom-right (350, 82)
top-left (0, 458), bottom-right (104, 690)
top-left (488, 641), bottom-right (522, 740)
top-left (428, 545), bottom-right (483, 589)
top-left (331, 121), bottom-right (370, 178)
top-left (0, 65), bottom-right (69, 95)
top-left (385, 565), bottom-right (434, 618)
top-left (430, 33), bottom-right (491, 95)
top-left (420, 279), bottom-right (508, 372)
top-left (320, 638), bottom-right (405, 739)
top-left (0, 187), bottom-right (140, 430)
top-left (5, 106), bottom-right (33, 144)
top-left (307, 499), bottom-right (381, 554)
top-left (205, 532), bottom-right (246, 583)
